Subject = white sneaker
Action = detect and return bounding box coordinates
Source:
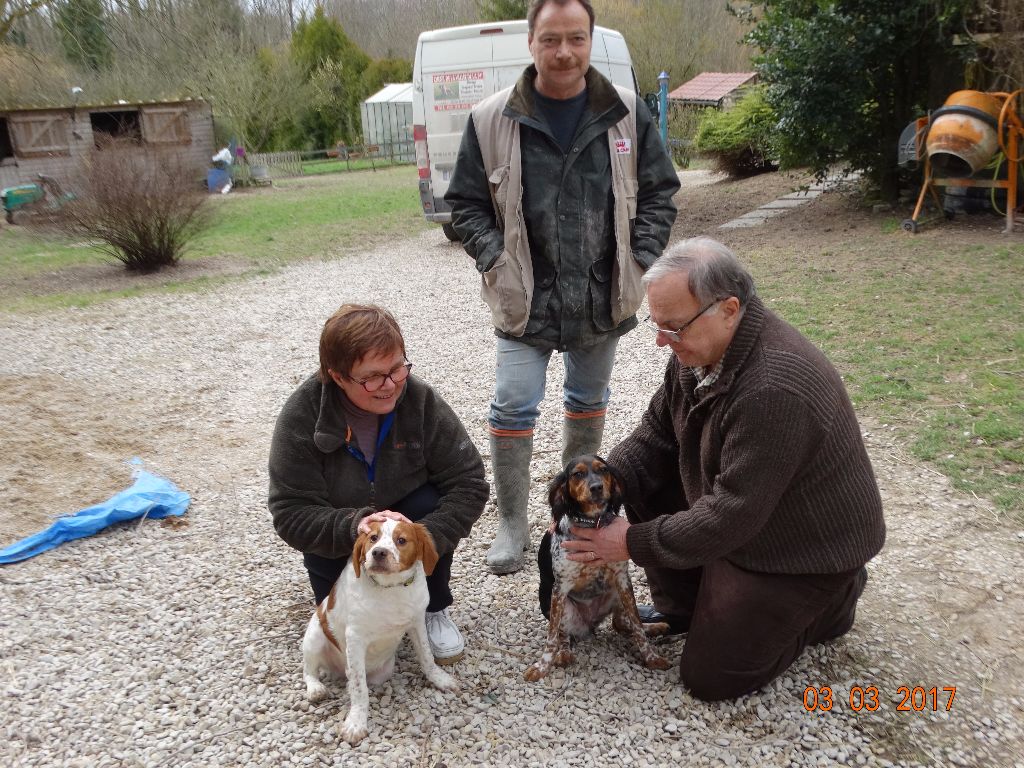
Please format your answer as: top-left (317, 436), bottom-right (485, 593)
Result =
top-left (425, 608), bottom-right (465, 665)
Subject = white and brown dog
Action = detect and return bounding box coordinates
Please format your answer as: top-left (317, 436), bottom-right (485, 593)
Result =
top-left (302, 519), bottom-right (458, 745)
top-left (526, 455), bottom-right (672, 682)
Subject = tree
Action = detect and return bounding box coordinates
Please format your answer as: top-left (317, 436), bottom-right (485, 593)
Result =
top-left (292, 6), bottom-right (370, 145)
top-left (739, 0), bottom-right (974, 199)
top-left (595, 0), bottom-right (753, 93)
top-left (56, 0), bottom-right (112, 70)
top-left (184, 40), bottom-right (307, 151)
top-left (476, 0), bottom-right (527, 22)
top-left (292, 5), bottom-right (367, 77)
top-left (325, 0), bottom-right (477, 59)
top-left (359, 56), bottom-right (412, 95)
top-left (0, 0), bottom-right (54, 43)
top-left (968, 0), bottom-right (1024, 90)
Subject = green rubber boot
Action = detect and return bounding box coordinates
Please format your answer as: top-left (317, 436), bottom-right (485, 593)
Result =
top-left (561, 412), bottom-right (606, 469)
top-left (486, 431), bottom-right (533, 575)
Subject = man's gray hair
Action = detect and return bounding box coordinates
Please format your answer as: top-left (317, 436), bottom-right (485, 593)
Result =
top-left (643, 237), bottom-right (756, 307)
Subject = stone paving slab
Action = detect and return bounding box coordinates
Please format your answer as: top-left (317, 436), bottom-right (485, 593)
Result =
top-left (719, 176), bottom-right (844, 228)
top-left (759, 198), bottom-right (813, 209)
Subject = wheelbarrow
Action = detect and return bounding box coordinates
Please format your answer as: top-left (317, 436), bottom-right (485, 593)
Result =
top-left (1, 174), bottom-right (76, 225)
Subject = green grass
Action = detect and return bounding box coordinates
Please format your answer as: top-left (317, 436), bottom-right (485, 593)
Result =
top-left (189, 167), bottom-right (426, 263)
top-left (749, 239), bottom-right (1024, 520)
top-left (300, 157), bottom-right (410, 175)
top-left (0, 166), bottom-right (428, 311)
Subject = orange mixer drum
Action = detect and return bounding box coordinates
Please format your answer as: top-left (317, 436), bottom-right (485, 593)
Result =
top-left (926, 90), bottom-right (1003, 177)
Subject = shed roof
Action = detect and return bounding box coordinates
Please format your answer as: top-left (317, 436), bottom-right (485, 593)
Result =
top-left (0, 97), bottom-right (208, 116)
top-left (364, 83), bottom-right (413, 104)
top-left (668, 72), bottom-right (757, 104)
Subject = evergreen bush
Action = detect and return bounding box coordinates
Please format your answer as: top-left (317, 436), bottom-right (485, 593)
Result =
top-left (694, 86), bottom-right (779, 177)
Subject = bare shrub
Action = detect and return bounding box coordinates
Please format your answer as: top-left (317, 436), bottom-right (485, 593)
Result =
top-left (41, 139), bottom-right (210, 273)
top-left (667, 103), bottom-right (708, 168)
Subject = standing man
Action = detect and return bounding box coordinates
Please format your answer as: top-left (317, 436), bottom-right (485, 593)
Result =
top-left (563, 238), bottom-right (886, 700)
top-left (445, 0), bottom-right (680, 575)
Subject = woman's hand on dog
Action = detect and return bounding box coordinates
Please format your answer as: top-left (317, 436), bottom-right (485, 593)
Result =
top-left (562, 517), bottom-right (631, 564)
top-left (357, 509), bottom-right (412, 536)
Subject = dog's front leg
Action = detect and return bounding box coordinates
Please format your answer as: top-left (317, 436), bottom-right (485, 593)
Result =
top-left (408, 617), bottom-right (458, 692)
top-left (612, 578), bottom-right (672, 671)
top-left (525, 591), bottom-right (570, 682)
top-left (340, 631), bottom-right (370, 745)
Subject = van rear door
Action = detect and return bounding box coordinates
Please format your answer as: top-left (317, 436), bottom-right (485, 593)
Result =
top-left (413, 22), bottom-right (636, 230)
top-left (415, 32), bottom-right (519, 223)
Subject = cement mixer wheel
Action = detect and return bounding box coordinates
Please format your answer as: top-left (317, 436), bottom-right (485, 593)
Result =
top-left (901, 218), bottom-right (919, 234)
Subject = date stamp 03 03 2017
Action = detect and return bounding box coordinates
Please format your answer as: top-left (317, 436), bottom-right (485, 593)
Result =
top-left (802, 685), bottom-right (958, 714)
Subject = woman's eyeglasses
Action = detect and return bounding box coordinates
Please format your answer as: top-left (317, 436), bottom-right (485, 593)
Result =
top-left (348, 362), bottom-right (413, 392)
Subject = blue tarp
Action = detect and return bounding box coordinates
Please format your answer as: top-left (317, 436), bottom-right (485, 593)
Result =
top-left (0, 459), bottom-right (190, 565)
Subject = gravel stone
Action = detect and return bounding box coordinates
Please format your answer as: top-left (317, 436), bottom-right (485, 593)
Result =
top-left (1, 229), bottom-right (1022, 767)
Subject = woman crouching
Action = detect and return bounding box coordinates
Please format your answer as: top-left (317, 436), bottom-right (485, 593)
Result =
top-left (268, 304), bottom-right (488, 663)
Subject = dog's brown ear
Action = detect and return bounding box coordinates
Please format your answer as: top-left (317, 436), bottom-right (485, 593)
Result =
top-left (548, 471), bottom-right (570, 524)
top-left (598, 455), bottom-right (626, 509)
top-left (351, 530), bottom-right (369, 578)
top-left (416, 524), bottom-right (440, 576)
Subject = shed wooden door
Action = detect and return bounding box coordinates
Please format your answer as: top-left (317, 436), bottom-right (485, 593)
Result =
top-left (141, 107), bottom-right (192, 145)
top-left (9, 113), bottom-right (71, 157)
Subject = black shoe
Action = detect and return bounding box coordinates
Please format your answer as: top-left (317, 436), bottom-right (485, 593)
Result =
top-left (637, 604), bottom-right (689, 635)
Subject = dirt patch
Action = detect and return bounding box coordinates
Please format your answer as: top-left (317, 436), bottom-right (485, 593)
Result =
top-left (0, 374), bottom-right (148, 544)
top-left (0, 368), bottom-right (253, 546)
top-left (0, 252), bottom-right (261, 307)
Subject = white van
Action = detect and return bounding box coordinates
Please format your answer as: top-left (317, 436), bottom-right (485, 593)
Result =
top-left (412, 20), bottom-right (638, 240)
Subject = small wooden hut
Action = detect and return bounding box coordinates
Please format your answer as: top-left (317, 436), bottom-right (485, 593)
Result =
top-left (0, 98), bottom-right (215, 189)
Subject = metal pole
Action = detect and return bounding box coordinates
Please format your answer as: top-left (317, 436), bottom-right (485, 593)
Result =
top-left (658, 71), bottom-right (669, 145)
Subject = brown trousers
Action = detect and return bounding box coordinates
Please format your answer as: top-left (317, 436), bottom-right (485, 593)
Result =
top-left (631, 500), bottom-right (867, 701)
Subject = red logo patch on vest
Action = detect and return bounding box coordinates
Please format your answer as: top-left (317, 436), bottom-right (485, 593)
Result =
top-left (614, 138), bottom-right (632, 154)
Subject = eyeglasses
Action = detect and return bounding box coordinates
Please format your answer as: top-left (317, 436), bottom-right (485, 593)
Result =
top-left (643, 301), bottom-right (720, 343)
top-left (348, 362), bottom-right (413, 392)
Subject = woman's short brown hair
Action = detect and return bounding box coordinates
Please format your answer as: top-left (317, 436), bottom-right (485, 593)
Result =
top-left (318, 304), bottom-right (406, 384)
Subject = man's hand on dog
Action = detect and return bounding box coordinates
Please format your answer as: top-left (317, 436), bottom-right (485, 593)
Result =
top-left (357, 510), bottom-right (411, 536)
top-left (562, 517), bottom-right (631, 564)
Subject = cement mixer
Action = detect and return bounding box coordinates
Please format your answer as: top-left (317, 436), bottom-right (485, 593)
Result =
top-left (902, 89), bottom-right (1023, 233)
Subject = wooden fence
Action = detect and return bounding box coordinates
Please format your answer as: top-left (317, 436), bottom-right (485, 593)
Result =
top-left (244, 142), bottom-right (414, 180)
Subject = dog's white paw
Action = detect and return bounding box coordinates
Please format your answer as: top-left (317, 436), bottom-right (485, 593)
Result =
top-left (426, 667), bottom-right (459, 692)
top-left (340, 714), bottom-right (368, 745)
top-left (305, 679), bottom-right (330, 703)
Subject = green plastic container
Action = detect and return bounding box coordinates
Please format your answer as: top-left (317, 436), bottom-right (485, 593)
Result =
top-left (1, 183), bottom-right (45, 212)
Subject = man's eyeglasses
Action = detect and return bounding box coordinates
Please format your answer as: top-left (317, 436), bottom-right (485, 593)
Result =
top-left (643, 301), bottom-right (720, 343)
top-left (348, 362), bottom-right (413, 392)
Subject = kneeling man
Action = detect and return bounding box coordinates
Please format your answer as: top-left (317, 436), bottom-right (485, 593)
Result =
top-left (563, 237), bottom-right (885, 701)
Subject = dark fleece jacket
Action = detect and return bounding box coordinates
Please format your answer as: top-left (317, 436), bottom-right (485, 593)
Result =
top-left (612, 296), bottom-right (886, 575)
top-left (268, 374), bottom-right (488, 560)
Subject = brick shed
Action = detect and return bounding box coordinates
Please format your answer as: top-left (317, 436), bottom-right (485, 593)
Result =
top-left (0, 98), bottom-right (215, 189)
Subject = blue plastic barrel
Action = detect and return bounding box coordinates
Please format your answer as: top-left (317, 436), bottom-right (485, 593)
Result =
top-left (207, 168), bottom-right (231, 192)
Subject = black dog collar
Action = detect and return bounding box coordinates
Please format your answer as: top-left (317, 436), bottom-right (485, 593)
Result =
top-left (568, 510), bottom-right (619, 529)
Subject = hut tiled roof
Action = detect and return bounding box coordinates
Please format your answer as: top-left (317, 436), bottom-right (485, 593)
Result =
top-left (668, 72), bottom-right (758, 105)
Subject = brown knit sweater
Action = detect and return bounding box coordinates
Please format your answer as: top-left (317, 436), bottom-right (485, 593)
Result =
top-left (612, 296), bottom-right (885, 574)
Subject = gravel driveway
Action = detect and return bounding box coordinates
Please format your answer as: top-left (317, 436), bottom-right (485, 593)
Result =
top-left (1, 229), bottom-right (1022, 768)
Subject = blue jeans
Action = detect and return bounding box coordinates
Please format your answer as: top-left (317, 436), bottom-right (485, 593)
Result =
top-left (489, 336), bottom-right (619, 432)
